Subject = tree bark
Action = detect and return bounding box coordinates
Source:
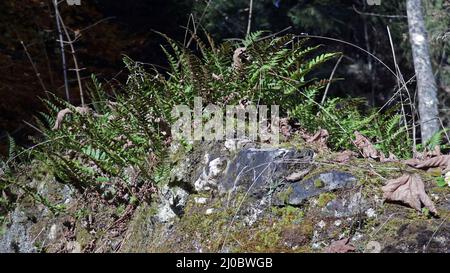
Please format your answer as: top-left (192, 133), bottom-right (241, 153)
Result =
top-left (406, 0), bottom-right (440, 144)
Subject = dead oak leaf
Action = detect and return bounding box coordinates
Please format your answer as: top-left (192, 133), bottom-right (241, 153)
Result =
top-left (301, 129), bottom-right (329, 149)
top-left (323, 238), bottom-right (355, 253)
top-left (381, 173), bottom-right (437, 214)
top-left (354, 131), bottom-right (382, 159)
top-left (335, 150), bottom-right (358, 163)
top-left (404, 155), bottom-right (450, 171)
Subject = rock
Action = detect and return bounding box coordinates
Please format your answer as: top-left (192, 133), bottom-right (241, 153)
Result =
top-left (47, 224), bottom-right (61, 241)
top-left (276, 171), bottom-right (357, 206)
top-left (194, 156), bottom-right (227, 192)
top-left (155, 186), bottom-right (189, 223)
top-left (322, 192), bottom-right (367, 218)
top-left (365, 241), bottom-right (382, 253)
top-left (0, 208), bottom-right (36, 253)
top-left (194, 197), bottom-right (208, 204)
top-left (220, 148), bottom-right (314, 196)
top-left (224, 139), bottom-right (256, 153)
top-left (285, 168), bottom-right (312, 182)
top-left (67, 241), bottom-right (82, 253)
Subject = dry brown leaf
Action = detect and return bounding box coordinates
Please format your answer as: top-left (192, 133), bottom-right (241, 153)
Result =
top-left (301, 129), bottom-right (329, 149)
top-left (405, 155), bottom-right (450, 171)
top-left (379, 152), bottom-right (399, 163)
top-left (335, 150), bottom-right (357, 163)
top-left (354, 131), bottom-right (383, 159)
top-left (232, 47), bottom-right (247, 70)
top-left (323, 238), bottom-right (355, 253)
top-left (414, 146), bottom-right (442, 160)
top-left (381, 173), bottom-right (437, 214)
top-left (52, 106), bottom-right (91, 130)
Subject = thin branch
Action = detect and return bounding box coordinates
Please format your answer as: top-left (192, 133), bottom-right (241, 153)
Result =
top-left (246, 0), bottom-right (254, 37)
top-left (53, 0), bottom-right (70, 103)
top-left (20, 41), bottom-right (50, 100)
top-left (56, 9), bottom-right (85, 107)
top-left (321, 55), bottom-right (343, 105)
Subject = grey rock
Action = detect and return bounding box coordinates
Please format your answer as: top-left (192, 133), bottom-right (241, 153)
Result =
top-left (322, 192), bottom-right (367, 218)
top-left (194, 156), bottom-right (228, 192)
top-left (155, 185), bottom-right (190, 223)
top-left (276, 171), bottom-right (357, 206)
top-left (0, 208), bottom-right (36, 253)
top-left (220, 148), bottom-right (314, 196)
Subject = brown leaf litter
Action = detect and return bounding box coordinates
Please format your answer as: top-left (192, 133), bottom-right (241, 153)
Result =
top-left (323, 238), bottom-right (355, 253)
top-left (301, 129), bottom-right (329, 150)
top-left (381, 173), bottom-right (437, 214)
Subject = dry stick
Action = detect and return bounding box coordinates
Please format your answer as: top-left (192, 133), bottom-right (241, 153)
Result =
top-left (387, 26), bottom-right (417, 154)
top-left (185, 0), bottom-right (212, 49)
top-left (246, 0), bottom-right (254, 37)
top-left (387, 27), bottom-right (409, 146)
top-left (438, 117), bottom-right (450, 143)
top-left (20, 41), bottom-right (50, 101)
top-left (377, 75), bottom-right (416, 114)
top-left (321, 55), bottom-right (343, 105)
top-left (53, 0), bottom-right (70, 103)
top-left (424, 216), bottom-right (447, 253)
top-left (56, 10), bottom-right (85, 107)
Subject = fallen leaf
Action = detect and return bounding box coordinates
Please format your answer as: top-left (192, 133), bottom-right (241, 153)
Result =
top-left (405, 155), bottom-right (450, 171)
top-left (354, 131), bottom-right (383, 159)
top-left (301, 129), bottom-right (329, 149)
top-left (414, 146), bottom-right (442, 160)
top-left (52, 106), bottom-right (92, 130)
top-left (335, 150), bottom-right (357, 163)
top-left (232, 47), bottom-right (247, 70)
top-left (381, 173), bottom-right (437, 214)
top-left (380, 152), bottom-right (398, 162)
top-left (323, 238), bottom-right (355, 253)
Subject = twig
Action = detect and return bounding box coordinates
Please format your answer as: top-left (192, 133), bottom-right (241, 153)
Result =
top-left (386, 26), bottom-right (416, 154)
top-left (246, 0), bottom-right (254, 37)
top-left (20, 41), bottom-right (50, 100)
top-left (53, 0), bottom-right (70, 103)
top-left (424, 216), bottom-right (447, 253)
top-left (321, 55), bottom-right (343, 104)
top-left (56, 9), bottom-right (85, 107)
top-left (185, 0), bottom-right (212, 49)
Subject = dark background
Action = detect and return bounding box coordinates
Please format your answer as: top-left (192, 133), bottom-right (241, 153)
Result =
top-left (0, 0), bottom-right (449, 154)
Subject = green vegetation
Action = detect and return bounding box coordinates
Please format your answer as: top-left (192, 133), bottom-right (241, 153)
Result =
top-left (0, 32), bottom-right (426, 221)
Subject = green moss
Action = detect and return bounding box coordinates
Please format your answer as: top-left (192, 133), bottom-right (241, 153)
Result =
top-left (317, 192), bottom-right (336, 207)
top-left (277, 186), bottom-right (293, 204)
top-left (75, 227), bottom-right (93, 247)
top-left (314, 179), bottom-right (324, 188)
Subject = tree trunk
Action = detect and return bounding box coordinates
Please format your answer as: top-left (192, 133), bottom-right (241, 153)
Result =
top-left (406, 0), bottom-right (440, 144)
